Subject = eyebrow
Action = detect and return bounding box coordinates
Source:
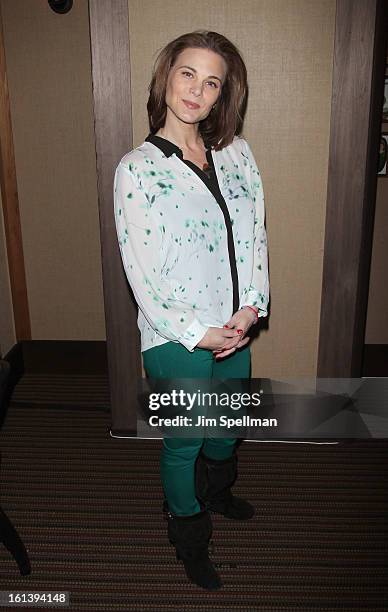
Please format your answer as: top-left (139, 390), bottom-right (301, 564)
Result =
top-left (177, 65), bottom-right (223, 84)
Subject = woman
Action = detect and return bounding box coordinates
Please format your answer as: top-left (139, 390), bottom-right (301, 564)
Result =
top-left (114, 30), bottom-right (269, 590)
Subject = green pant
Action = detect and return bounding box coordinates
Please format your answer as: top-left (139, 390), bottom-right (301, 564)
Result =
top-left (143, 342), bottom-right (251, 515)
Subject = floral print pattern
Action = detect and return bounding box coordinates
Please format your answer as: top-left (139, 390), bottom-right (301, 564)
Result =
top-left (114, 136), bottom-right (269, 352)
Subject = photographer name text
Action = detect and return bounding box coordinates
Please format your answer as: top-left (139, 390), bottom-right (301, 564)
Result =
top-left (148, 414), bottom-right (277, 429)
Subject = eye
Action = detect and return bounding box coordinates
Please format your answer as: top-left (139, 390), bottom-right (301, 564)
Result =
top-left (182, 71), bottom-right (193, 78)
top-left (207, 81), bottom-right (218, 89)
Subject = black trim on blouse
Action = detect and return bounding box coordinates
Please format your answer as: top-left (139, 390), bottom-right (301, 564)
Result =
top-left (145, 133), bottom-right (239, 314)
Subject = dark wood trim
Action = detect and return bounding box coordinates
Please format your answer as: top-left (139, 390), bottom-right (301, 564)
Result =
top-left (0, 4), bottom-right (31, 341)
top-left (88, 0), bottom-right (140, 435)
top-left (317, 0), bottom-right (388, 377)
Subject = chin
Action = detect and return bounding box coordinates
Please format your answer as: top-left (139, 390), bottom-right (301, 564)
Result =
top-left (175, 111), bottom-right (202, 125)
top-left (167, 103), bottom-right (209, 125)
top-left (182, 111), bottom-right (210, 123)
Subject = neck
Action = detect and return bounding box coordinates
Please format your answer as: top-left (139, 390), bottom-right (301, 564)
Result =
top-left (157, 115), bottom-right (204, 152)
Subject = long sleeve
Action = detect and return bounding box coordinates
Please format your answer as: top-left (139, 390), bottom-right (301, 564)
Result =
top-left (114, 162), bottom-right (209, 351)
top-left (240, 140), bottom-right (269, 317)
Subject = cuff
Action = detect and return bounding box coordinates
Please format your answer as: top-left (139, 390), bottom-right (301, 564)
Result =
top-left (240, 290), bottom-right (268, 318)
top-left (179, 319), bottom-right (209, 352)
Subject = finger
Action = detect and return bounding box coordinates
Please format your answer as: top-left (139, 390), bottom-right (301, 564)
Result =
top-left (223, 312), bottom-right (242, 327)
top-left (214, 334), bottom-right (249, 354)
top-left (230, 329), bottom-right (246, 343)
top-left (223, 321), bottom-right (234, 329)
top-left (223, 315), bottom-right (240, 329)
top-left (218, 336), bottom-right (242, 351)
top-left (213, 338), bottom-right (237, 353)
top-left (213, 344), bottom-right (235, 355)
top-left (215, 348), bottom-right (236, 359)
top-left (220, 329), bottom-right (241, 340)
top-left (214, 347), bottom-right (237, 360)
top-left (236, 336), bottom-right (250, 348)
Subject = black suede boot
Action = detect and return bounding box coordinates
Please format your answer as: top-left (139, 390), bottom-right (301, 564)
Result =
top-left (195, 451), bottom-right (255, 520)
top-left (164, 504), bottom-right (222, 590)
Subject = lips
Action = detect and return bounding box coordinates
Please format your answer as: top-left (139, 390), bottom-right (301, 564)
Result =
top-left (182, 99), bottom-right (200, 109)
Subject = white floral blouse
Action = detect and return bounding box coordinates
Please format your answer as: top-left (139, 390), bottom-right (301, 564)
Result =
top-left (113, 134), bottom-right (269, 353)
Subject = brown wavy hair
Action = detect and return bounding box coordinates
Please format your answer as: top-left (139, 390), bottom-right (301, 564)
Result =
top-left (147, 31), bottom-right (248, 151)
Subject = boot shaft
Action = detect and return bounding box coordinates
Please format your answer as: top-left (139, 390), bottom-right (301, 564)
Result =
top-left (167, 508), bottom-right (212, 560)
top-left (165, 507), bottom-right (222, 590)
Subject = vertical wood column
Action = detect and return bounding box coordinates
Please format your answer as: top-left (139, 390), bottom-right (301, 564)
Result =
top-left (89, 0), bottom-right (141, 434)
top-left (317, 0), bottom-right (388, 376)
top-left (0, 3), bottom-right (31, 341)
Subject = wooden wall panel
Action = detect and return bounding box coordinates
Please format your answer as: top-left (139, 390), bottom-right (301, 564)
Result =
top-left (89, 0), bottom-right (140, 434)
top-left (0, 2), bottom-right (30, 342)
top-left (317, 0), bottom-right (388, 376)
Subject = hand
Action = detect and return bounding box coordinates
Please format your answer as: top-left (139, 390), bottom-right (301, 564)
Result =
top-left (213, 307), bottom-right (257, 360)
top-left (196, 326), bottom-right (241, 352)
top-left (213, 334), bottom-right (251, 360)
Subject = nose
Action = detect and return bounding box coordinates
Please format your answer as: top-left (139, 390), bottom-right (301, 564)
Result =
top-left (190, 83), bottom-right (203, 97)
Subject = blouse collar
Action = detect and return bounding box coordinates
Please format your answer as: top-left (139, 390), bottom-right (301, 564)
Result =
top-left (145, 133), bottom-right (211, 158)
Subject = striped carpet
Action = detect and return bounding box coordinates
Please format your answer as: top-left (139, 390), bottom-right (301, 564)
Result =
top-left (0, 400), bottom-right (387, 610)
top-left (9, 373), bottom-right (110, 410)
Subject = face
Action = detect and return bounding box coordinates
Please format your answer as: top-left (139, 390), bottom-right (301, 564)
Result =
top-left (164, 47), bottom-right (227, 126)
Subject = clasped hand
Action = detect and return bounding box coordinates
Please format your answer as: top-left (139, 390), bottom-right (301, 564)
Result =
top-left (196, 308), bottom-right (257, 360)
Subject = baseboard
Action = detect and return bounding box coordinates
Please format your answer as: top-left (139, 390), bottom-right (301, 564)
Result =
top-left (362, 344), bottom-right (388, 376)
top-left (8, 340), bottom-right (108, 375)
top-left (2, 341), bottom-right (109, 412)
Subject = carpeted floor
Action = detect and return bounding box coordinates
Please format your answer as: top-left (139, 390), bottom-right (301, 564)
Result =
top-left (9, 372), bottom-right (110, 410)
top-left (0, 400), bottom-right (387, 610)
